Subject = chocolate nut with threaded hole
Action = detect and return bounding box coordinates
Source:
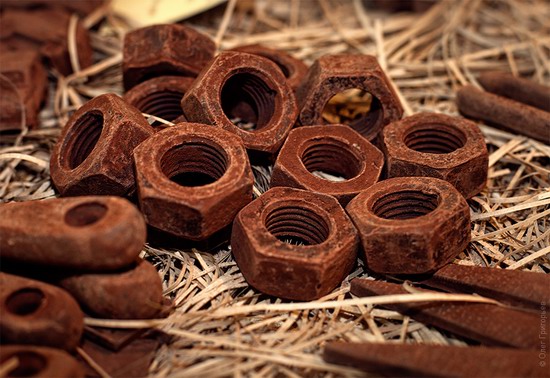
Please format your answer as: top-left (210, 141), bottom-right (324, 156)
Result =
top-left (181, 51), bottom-right (298, 156)
top-left (0, 196), bottom-right (146, 271)
top-left (0, 345), bottom-right (85, 378)
top-left (228, 44), bottom-right (308, 92)
top-left (346, 177), bottom-right (471, 275)
top-left (59, 260), bottom-right (164, 319)
top-left (0, 273), bottom-right (83, 351)
top-left (296, 54), bottom-right (403, 141)
top-left (381, 112), bottom-right (488, 199)
top-left (231, 187), bottom-right (359, 301)
top-left (134, 123), bottom-right (254, 241)
top-left (270, 125), bottom-right (384, 205)
top-left (123, 24), bottom-right (215, 90)
top-left (123, 75), bottom-right (194, 128)
top-left (50, 93), bottom-right (154, 197)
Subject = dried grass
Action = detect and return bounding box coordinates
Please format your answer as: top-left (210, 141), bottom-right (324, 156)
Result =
top-left (0, 0), bottom-right (549, 376)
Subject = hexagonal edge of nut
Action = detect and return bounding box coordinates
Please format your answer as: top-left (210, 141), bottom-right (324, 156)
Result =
top-left (133, 123), bottom-right (254, 241)
top-left (381, 112), bottom-right (489, 198)
top-left (181, 51), bottom-right (298, 155)
top-left (231, 187), bottom-right (359, 300)
top-left (50, 93), bottom-right (154, 197)
top-left (270, 124), bottom-right (384, 205)
top-left (346, 177), bottom-right (471, 275)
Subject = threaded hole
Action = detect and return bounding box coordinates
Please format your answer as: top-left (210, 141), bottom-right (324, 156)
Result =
top-left (161, 140), bottom-right (228, 187)
top-left (372, 190), bottom-right (440, 220)
top-left (5, 288), bottom-right (45, 316)
top-left (4, 352), bottom-right (47, 377)
top-left (221, 72), bottom-right (276, 131)
top-left (404, 124), bottom-right (467, 154)
top-left (133, 90), bottom-right (184, 124)
top-left (65, 202), bottom-right (108, 227)
top-left (265, 206), bottom-right (330, 246)
top-left (301, 139), bottom-right (364, 181)
top-left (65, 112), bottom-right (103, 169)
top-left (322, 89), bottom-right (383, 137)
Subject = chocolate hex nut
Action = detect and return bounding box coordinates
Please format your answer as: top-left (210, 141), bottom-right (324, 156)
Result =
top-left (0, 345), bottom-right (85, 378)
top-left (229, 44), bottom-right (308, 92)
top-left (50, 93), bottom-right (154, 197)
top-left (123, 24), bottom-right (215, 90)
top-left (231, 187), bottom-right (359, 300)
top-left (181, 51), bottom-right (298, 155)
top-left (134, 123), bottom-right (254, 241)
top-left (346, 177), bottom-right (470, 275)
top-left (296, 54), bottom-right (403, 141)
top-left (270, 125), bottom-right (384, 205)
top-left (0, 273), bottom-right (83, 351)
top-left (123, 75), bottom-right (194, 127)
top-left (0, 196), bottom-right (146, 271)
top-left (0, 50), bottom-right (47, 131)
top-left (381, 112), bottom-right (488, 199)
top-left (59, 260), bottom-right (163, 319)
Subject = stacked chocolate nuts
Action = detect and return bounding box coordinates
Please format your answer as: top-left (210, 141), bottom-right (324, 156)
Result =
top-left (42, 23), bottom-right (488, 305)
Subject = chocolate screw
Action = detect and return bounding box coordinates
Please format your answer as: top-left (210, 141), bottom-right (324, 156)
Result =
top-left (351, 278), bottom-right (542, 349)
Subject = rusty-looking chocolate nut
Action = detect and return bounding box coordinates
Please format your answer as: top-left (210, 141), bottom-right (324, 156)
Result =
top-left (229, 44), bottom-right (308, 92)
top-left (181, 51), bottom-right (299, 155)
top-left (0, 196), bottom-right (146, 271)
top-left (270, 125), bottom-right (384, 205)
top-left (346, 177), bottom-right (470, 275)
top-left (134, 123), bottom-right (254, 240)
top-left (0, 345), bottom-right (85, 378)
top-left (50, 93), bottom-right (154, 197)
top-left (381, 112), bottom-right (488, 199)
top-left (0, 273), bottom-right (83, 350)
top-left (123, 76), bottom-right (194, 127)
top-left (231, 187), bottom-right (359, 300)
top-left (123, 24), bottom-right (216, 90)
top-left (0, 50), bottom-right (47, 131)
top-left (296, 54), bottom-right (403, 141)
top-left (59, 260), bottom-right (163, 319)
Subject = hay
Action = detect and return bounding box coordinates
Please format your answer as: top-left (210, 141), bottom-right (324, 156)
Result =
top-left (0, 0), bottom-right (549, 376)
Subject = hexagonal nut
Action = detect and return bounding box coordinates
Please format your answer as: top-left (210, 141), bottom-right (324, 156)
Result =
top-left (381, 112), bottom-right (488, 198)
top-left (123, 24), bottom-right (215, 90)
top-left (134, 123), bottom-right (254, 241)
top-left (123, 76), bottom-right (194, 127)
top-left (270, 125), bottom-right (384, 205)
top-left (346, 177), bottom-right (471, 275)
top-left (231, 187), bottom-right (359, 300)
top-left (228, 44), bottom-right (308, 92)
top-left (296, 54), bottom-right (403, 141)
top-left (50, 93), bottom-right (154, 197)
top-left (181, 51), bottom-right (298, 155)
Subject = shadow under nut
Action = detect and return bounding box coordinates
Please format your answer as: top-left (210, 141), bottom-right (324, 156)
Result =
top-left (50, 93), bottom-right (154, 197)
top-left (181, 51), bottom-right (298, 155)
top-left (381, 112), bottom-right (488, 199)
top-left (270, 125), bottom-right (384, 205)
top-left (0, 345), bottom-right (85, 378)
top-left (59, 260), bottom-right (163, 319)
top-left (346, 177), bottom-right (471, 275)
top-left (0, 196), bottom-right (146, 271)
top-left (231, 187), bottom-right (359, 301)
top-left (0, 273), bottom-right (84, 351)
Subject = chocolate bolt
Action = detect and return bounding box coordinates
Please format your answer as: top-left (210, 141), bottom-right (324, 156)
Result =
top-left (478, 72), bottom-right (550, 112)
top-left (351, 278), bottom-right (542, 349)
top-left (422, 264), bottom-right (550, 310)
top-left (456, 85), bottom-right (550, 143)
top-left (0, 345), bottom-right (85, 378)
top-left (0, 273), bottom-right (84, 350)
top-left (0, 196), bottom-right (146, 271)
top-left (59, 260), bottom-right (164, 319)
top-left (324, 343), bottom-right (546, 377)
